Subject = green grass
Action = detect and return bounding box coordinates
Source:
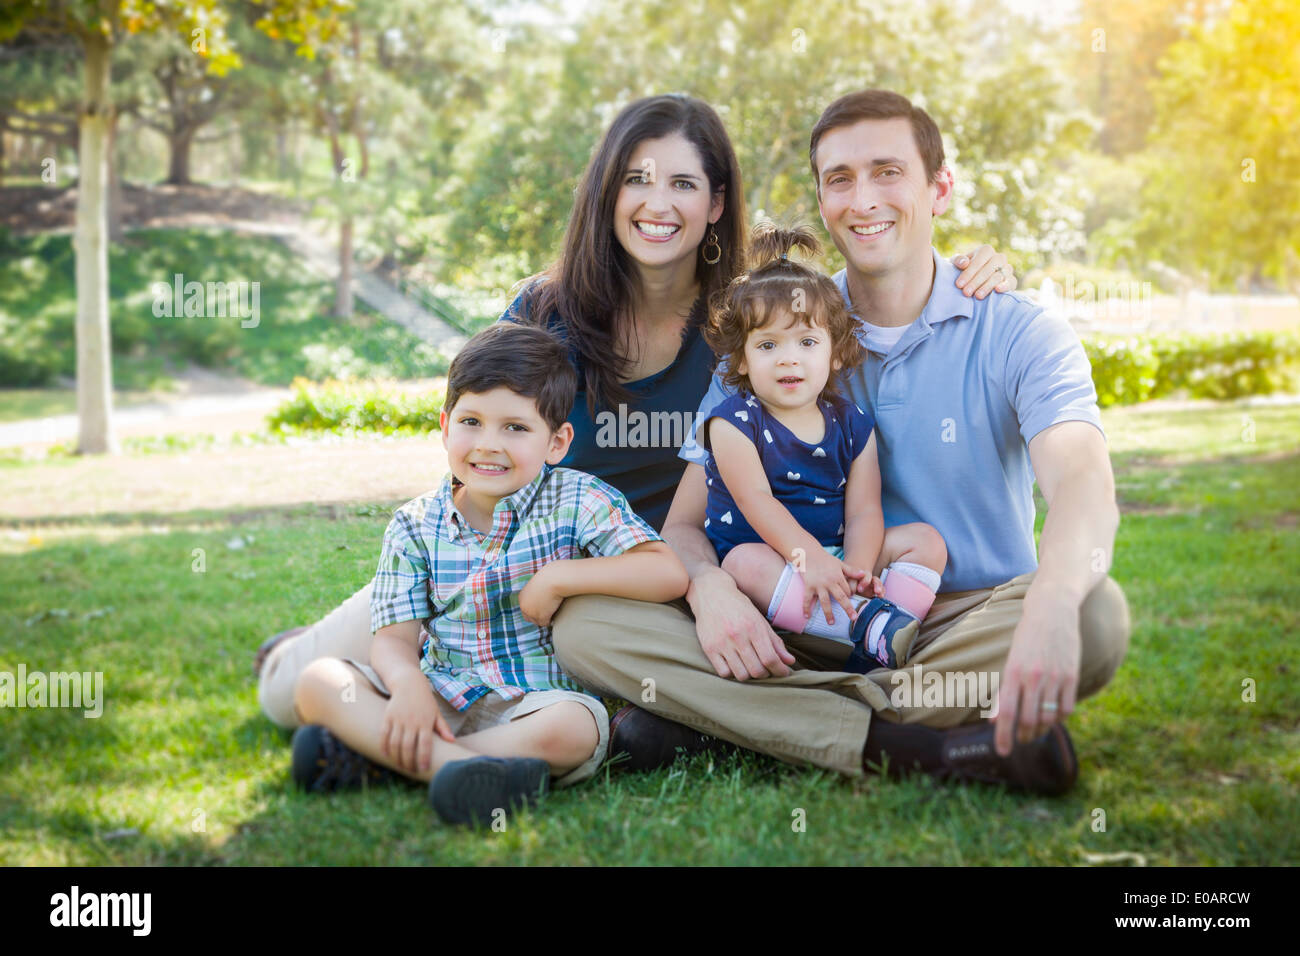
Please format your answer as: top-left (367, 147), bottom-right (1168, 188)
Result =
top-left (0, 387), bottom-right (170, 424)
top-left (0, 402), bottom-right (1297, 865)
top-left (0, 228), bottom-right (449, 389)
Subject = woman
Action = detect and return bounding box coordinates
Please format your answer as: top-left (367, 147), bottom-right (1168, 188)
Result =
top-left (257, 93), bottom-right (1015, 762)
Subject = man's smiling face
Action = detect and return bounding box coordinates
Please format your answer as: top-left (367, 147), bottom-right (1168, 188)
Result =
top-left (814, 117), bottom-right (953, 280)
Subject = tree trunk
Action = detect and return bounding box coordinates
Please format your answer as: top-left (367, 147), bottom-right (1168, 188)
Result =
top-left (107, 111), bottom-right (124, 241)
top-left (166, 126), bottom-right (194, 184)
top-left (75, 29), bottom-right (118, 455)
top-left (335, 216), bottom-right (354, 318)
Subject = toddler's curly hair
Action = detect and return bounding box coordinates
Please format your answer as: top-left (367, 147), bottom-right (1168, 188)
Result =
top-left (703, 221), bottom-right (865, 401)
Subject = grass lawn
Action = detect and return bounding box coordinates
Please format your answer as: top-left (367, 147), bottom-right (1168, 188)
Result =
top-left (0, 401), bottom-right (1296, 865)
top-left (0, 387), bottom-right (168, 424)
top-left (0, 228), bottom-right (449, 391)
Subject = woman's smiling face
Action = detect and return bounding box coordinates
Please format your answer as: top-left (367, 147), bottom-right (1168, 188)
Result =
top-left (613, 132), bottom-right (723, 272)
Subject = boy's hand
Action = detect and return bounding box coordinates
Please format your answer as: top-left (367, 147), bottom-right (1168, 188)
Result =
top-left (801, 548), bottom-right (865, 624)
top-left (520, 562), bottom-right (567, 628)
top-left (380, 675), bottom-right (455, 774)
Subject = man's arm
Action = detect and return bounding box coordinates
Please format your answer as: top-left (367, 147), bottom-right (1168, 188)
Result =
top-left (993, 420), bottom-right (1119, 755)
top-left (661, 463), bottom-right (797, 680)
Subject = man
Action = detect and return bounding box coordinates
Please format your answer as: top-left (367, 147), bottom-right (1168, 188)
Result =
top-left (550, 90), bottom-right (1130, 794)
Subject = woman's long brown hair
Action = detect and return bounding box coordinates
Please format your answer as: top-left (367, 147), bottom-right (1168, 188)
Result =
top-left (520, 94), bottom-right (747, 416)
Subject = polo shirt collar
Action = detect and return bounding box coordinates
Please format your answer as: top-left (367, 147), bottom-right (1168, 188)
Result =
top-left (440, 463), bottom-right (553, 543)
top-left (834, 247), bottom-right (975, 330)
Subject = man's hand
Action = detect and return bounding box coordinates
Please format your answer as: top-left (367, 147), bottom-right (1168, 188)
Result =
top-left (693, 568), bottom-right (797, 681)
top-left (993, 591), bottom-right (1080, 757)
top-left (520, 562), bottom-right (566, 627)
top-left (380, 674), bottom-right (455, 774)
top-left (952, 246), bottom-right (1016, 299)
top-left (800, 547), bottom-right (866, 624)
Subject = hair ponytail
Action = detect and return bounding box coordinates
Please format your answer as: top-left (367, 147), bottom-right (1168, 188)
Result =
top-left (746, 221), bottom-right (822, 272)
top-left (704, 218), bottom-right (866, 401)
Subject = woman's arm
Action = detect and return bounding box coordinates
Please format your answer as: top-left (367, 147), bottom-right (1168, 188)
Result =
top-left (660, 463), bottom-right (797, 680)
top-left (952, 245), bottom-right (1016, 299)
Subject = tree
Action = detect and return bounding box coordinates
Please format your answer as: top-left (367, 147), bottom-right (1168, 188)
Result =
top-left (1136, 0), bottom-right (1300, 290)
top-left (432, 0), bottom-right (1092, 287)
top-left (0, 0), bottom-right (344, 454)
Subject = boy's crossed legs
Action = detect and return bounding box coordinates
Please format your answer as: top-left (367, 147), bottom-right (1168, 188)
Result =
top-left (292, 658), bottom-right (608, 823)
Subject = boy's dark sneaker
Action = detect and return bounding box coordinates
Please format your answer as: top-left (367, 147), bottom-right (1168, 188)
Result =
top-left (291, 724), bottom-right (402, 793)
top-left (428, 756), bottom-right (551, 827)
top-left (608, 704), bottom-right (738, 772)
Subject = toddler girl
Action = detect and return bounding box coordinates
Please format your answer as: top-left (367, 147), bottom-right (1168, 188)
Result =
top-left (700, 222), bottom-right (948, 672)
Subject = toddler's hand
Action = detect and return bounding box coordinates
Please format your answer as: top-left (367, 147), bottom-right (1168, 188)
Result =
top-left (857, 574), bottom-right (885, 598)
top-left (801, 548), bottom-right (863, 625)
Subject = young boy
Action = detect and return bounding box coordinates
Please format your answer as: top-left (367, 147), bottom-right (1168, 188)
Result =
top-left (289, 322), bottom-right (689, 826)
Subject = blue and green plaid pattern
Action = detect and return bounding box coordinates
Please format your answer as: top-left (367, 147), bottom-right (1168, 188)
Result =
top-left (370, 463), bottom-right (659, 710)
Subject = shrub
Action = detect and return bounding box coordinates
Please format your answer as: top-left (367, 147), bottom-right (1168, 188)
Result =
top-left (1084, 331), bottom-right (1300, 407)
top-left (267, 379), bottom-right (444, 434)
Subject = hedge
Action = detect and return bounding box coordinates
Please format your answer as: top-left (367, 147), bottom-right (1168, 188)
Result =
top-left (1084, 331), bottom-right (1300, 407)
top-left (267, 378), bottom-right (443, 434)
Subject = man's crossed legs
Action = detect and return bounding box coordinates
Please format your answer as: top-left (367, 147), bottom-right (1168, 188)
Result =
top-left (549, 571), bottom-right (1130, 791)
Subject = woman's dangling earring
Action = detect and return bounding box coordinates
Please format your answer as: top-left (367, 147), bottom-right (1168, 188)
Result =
top-left (702, 225), bottom-right (722, 265)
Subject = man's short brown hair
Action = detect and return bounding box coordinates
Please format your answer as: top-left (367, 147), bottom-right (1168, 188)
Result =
top-left (809, 90), bottom-right (945, 189)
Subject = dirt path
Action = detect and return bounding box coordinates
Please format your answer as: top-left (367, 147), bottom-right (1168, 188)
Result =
top-left (1, 436), bottom-right (449, 523)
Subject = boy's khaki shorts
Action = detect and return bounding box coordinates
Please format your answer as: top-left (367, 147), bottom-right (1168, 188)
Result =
top-left (343, 660), bottom-right (609, 788)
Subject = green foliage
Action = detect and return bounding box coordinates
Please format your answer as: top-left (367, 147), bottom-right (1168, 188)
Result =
top-left (1084, 337), bottom-right (1162, 407)
top-left (1085, 332), bottom-right (1300, 407)
top-left (1136, 0), bottom-right (1300, 289)
top-left (267, 378), bottom-right (443, 433)
top-left (0, 229), bottom-right (448, 388)
top-left (432, 0), bottom-right (1096, 290)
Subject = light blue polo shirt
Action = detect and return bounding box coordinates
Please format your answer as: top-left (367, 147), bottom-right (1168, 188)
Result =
top-left (680, 248), bottom-right (1104, 593)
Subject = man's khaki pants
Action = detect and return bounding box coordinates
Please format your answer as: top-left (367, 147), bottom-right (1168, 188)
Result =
top-left (549, 571), bottom-right (1130, 777)
top-left (259, 573), bottom-right (1129, 778)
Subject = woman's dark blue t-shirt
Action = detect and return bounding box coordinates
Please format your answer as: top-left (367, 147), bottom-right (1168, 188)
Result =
top-left (498, 290), bottom-right (715, 532)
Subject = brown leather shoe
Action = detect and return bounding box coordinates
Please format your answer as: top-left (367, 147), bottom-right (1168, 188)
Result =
top-left (253, 625), bottom-right (309, 678)
top-left (608, 705), bottom-right (738, 772)
top-left (935, 721), bottom-right (1078, 796)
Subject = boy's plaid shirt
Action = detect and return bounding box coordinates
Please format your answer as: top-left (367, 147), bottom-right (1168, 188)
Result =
top-left (370, 463), bottom-right (660, 710)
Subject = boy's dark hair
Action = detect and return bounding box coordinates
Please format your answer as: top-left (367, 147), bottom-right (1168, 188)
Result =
top-left (809, 89), bottom-right (945, 190)
top-left (444, 323), bottom-right (578, 432)
top-left (704, 221), bottom-right (865, 402)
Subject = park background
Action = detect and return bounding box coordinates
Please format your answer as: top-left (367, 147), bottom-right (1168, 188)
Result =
top-left (0, 0), bottom-right (1296, 865)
